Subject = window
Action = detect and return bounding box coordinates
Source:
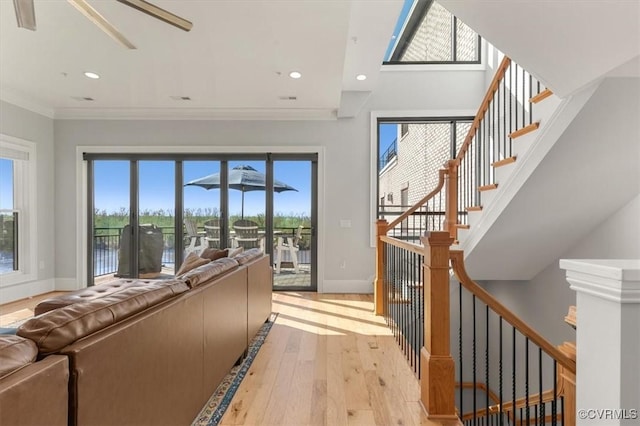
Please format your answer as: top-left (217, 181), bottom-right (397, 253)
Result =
top-left (401, 123), bottom-right (409, 137)
top-left (384, 0), bottom-right (481, 64)
top-left (401, 188), bottom-right (409, 208)
top-left (0, 135), bottom-right (36, 285)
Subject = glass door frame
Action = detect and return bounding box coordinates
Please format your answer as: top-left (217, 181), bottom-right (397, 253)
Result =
top-left (85, 152), bottom-right (318, 291)
top-left (269, 153), bottom-right (318, 292)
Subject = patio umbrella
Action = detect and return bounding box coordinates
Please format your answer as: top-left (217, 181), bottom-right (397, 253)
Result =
top-left (185, 165), bottom-right (298, 218)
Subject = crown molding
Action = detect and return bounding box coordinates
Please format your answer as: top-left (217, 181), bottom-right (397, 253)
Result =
top-left (0, 90), bottom-right (55, 119)
top-left (53, 107), bottom-right (338, 121)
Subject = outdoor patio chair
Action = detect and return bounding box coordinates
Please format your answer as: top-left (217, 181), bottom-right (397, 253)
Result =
top-left (203, 219), bottom-right (221, 249)
top-left (232, 219), bottom-right (264, 251)
top-left (184, 218), bottom-right (205, 255)
top-left (274, 225), bottom-right (302, 274)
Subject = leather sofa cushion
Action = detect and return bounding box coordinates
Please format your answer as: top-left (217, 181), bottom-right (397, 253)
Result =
top-left (34, 279), bottom-right (152, 316)
top-left (0, 335), bottom-right (38, 379)
top-left (176, 252), bottom-right (210, 276)
top-left (17, 280), bottom-right (189, 355)
top-left (200, 248), bottom-right (228, 261)
top-left (180, 257), bottom-right (239, 288)
top-left (234, 248), bottom-right (263, 265)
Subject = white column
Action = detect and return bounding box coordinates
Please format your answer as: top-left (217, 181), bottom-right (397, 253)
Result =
top-left (560, 259), bottom-right (640, 426)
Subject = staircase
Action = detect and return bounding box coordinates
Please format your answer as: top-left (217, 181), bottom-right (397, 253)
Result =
top-left (458, 76), bottom-right (639, 280)
top-left (381, 53), bottom-right (639, 281)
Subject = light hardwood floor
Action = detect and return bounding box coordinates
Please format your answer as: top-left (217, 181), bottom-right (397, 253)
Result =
top-left (0, 291), bottom-right (67, 326)
top-left (221, 292), bottom-right (447, 426)
top-left (1, 291), bottom-right (452, 425)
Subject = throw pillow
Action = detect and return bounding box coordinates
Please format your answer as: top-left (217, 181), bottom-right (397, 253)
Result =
top-left (200, 248), bottom-right (228, 261)
top-left (177, 252), bottom-right (210, 276)
top-left (227, 246), bottom-right (244, 258)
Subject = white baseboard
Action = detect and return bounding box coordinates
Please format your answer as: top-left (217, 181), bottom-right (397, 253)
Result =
top-left (0, 278), bottom-right (56, 304)
top-left (56, 278), bottom-right (82, 291)
top-left (321, 279), bottom-right (374, 294)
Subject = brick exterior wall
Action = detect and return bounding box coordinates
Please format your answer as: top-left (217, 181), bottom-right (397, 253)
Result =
top-left (379, 121), bottom-right (472, 230)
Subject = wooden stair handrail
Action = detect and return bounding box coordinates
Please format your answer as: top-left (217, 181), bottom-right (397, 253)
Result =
top-left (489, 389), bottom-right (556, 414)
top-left (455, 56), bottom-right (512, 164)
top-left (386, 167), bottom-right (447, 231)
top-left (462, 389), bottom-right (557, 421)
top-left (450, 250), bottom-right (576, 374)
top-left (380, 235), bottom-right (424, 256)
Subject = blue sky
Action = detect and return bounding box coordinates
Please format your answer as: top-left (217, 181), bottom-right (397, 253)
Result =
top-left (379, 123), bottom-right (398, 155)
top-left (384, 0), bottom-right (415, 61)
top-left (94, 160), bottom-right (311, 217)
top-left (0, 159), bottom-right (13, 210)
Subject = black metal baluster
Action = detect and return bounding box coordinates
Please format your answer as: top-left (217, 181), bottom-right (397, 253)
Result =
top-left (459, 282), bottom-right (464, 419)
top-left (473, 295), bottom-right (477, 425)
top-left (486, 305), bottom-right (490, 426)
top-left (418, 254), bottom-right (424, 378)
top-left (522, 67), bottom-right (526, 128)
top-left (529, 73), bottom-right (533, 125)
top-left (539, 348), bottom-right (544, 425)
top-left (499, 317), bottom-right (504, 426)
top-left (514, 64), bottom-right (518, 134)
top-left (503, 78), bottom-right (508, 158)
top-left (492, 86), bottom-right (497, 182)
top-left (512, 327), bottom-right (517, 426)
top-left (525, 338), bottom-right (530, 424)
top-left (401, 248), bottom-right (407, 356)
top-left (519, 408), bottom-right (523, 426)
top-left (552, 360), bottom-right (558, 426)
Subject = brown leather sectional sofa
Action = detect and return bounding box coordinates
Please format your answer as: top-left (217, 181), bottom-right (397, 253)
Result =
top-left (0, 250), bottom-right (272, 426)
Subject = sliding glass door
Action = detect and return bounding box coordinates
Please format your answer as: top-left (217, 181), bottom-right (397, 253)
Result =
top-left (271, 156), bottom-right (317, 291)
top-left (87, 154), bottom-right (317, 291)
top-left (138, 161), bottom-right (175, 278)
top-left (92, 160), bottom-right (130, 283)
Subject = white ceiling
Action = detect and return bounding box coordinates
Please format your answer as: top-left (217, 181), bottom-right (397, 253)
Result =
top-left (439, 0), bottom-right (640, 98)
top-left (0, 0), bottom-right (403, 119)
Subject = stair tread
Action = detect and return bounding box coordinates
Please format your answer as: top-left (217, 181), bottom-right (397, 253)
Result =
top-left (492, 156), bottom-right (517, 168)
top-left (509, 122), bottom-right (540, 139)
top-left (530, 88), bottom-right (553, 104)
top-left (466, 206), bottom-right (483, 212)
top-left (479, 183), bottom-right (498, 192)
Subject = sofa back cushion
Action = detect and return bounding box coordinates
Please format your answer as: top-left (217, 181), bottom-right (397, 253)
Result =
top-left (0, 335), bottom-right (38, 379)
top-left (200, 248), bottom-right (228, 261)
top-left (179, 257), bottom-right (239, 288)
top-left (176, 252), bottom-right (210, 276)
top-left (233, 248), bottom-right (263, 265)
top-left (34, 279), bottom-right (153, 316)
top-left (17, 280), bottom-right (189, 355)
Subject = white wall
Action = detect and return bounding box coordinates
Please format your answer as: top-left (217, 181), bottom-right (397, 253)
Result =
top-left (0, 101), bottom-right (55, 303)
top-left (52, 67), bottom-right (486, 293)
top-left (483, 193), bottom-right (640, 346)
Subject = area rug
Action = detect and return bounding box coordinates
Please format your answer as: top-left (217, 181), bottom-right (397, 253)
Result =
top-left (192, 312), bottom-right (278, 426)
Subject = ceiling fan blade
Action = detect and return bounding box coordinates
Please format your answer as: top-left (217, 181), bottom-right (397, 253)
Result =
top-left (116, 0), bottom-right (193, 32)
top-left (14, 0), bottom-right (36, 30)
top-left (67, 0), bottom-right (136, 49)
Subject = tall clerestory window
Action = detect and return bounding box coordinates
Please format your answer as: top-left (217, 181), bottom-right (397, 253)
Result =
top-left (384, 0), bottom-right (481, 64)
top-left (1, 135), bottom-right (36, 284)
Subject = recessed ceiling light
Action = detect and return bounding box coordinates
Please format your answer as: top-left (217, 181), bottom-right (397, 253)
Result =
top-left (289, 71), bottom-right (302, 79)
top-left (84, 72), bottom-right (100, 79)
top-left (356, 74), bottom-right (367, 81)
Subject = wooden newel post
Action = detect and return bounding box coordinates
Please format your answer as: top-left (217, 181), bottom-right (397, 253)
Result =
top-left (420, 231), bottom-right (457, 421)
top-left (374, 219), bottom-right (388, 316)
top-left (444, 160), bottom-right (459, 241)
